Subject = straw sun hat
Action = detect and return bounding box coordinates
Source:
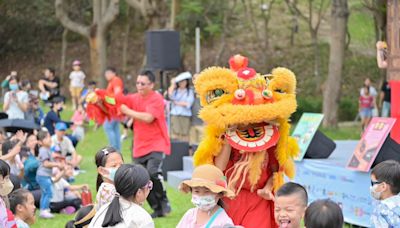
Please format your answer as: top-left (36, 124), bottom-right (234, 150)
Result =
top-left (179, 164), bottom-right (235, 199)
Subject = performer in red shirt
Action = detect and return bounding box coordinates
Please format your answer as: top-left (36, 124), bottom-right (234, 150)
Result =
top-left (120, 70), bottom-right (171, 218)
top-left (103, 67), bottom-right (124, 151)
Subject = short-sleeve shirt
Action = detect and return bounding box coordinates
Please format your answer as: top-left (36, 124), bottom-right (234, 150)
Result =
top-left (177, 207), bottom-right (234, 228)
top-left (69, 70), bottom-right (86, 88)
top-left (124, 91), bottom-right (170, 158)
top-left (95, 182), bottom-right (116, 211)
top-left (4, 91), bottom-right (29, 119)
top-left (43, 110), bottom-right (62, 135)
top-left (43, 76), bottom-right (60, 97)
top-left (51, 178), bottom-right (70, 203)
top-left (106, 76), bottom-right (123, 96)
top-left (359, 95), bottom-right (373, 109)
top-left (36, 147), bottom-right (53, 177)
top-left (51, 135), bottom-right (75, 158)
top-left (360, 86), bottom-right (377, 97)
top-left (89, 198), bottom-right (154, 228)
top-left (381, 81), bottom-right (391, 102)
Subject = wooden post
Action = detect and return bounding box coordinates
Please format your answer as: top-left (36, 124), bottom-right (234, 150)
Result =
top-left (387, 0), bottom-right (400, 143)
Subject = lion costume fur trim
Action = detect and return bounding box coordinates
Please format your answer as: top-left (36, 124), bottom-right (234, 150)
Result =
top-left (193, 65), bottom-right (299, 193)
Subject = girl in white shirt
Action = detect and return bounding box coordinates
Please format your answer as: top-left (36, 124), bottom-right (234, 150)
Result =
top-left (89, 164), bottom-right (154, 228)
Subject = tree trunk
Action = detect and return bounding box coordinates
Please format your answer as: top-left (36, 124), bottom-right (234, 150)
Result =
top-left (311, 32), bottom-right (320, 81)
top-left (323, 0), bottom-right (349, 127)
top-left (89, 29), bottom-right (107, 88)
top-left (169, 0), bottom-right (180, 29)
top-left (55, 0), bottom-right (119, 88)
top-left (60, 28), bottom-right (68, 81)
top-left (122, 7), bottom-right (132, 76)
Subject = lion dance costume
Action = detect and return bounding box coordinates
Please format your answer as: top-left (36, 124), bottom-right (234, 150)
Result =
top-left (193, 55), bottom-right (300, 228)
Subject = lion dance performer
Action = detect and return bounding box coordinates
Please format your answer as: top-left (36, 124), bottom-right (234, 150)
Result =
top-left (193, 55), bottom-right (300, 228)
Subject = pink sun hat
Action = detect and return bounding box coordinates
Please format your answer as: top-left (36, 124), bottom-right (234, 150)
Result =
top-left (72, 60), bottom-right (81, 66)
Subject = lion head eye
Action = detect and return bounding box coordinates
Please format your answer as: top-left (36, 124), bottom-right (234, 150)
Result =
top-left (206, 89), bottom-right (226, 103)
top-left (274, 89), bottom-right (286, 94)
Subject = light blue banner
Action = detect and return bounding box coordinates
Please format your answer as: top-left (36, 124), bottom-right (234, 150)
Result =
top-left (293, 141), bottom-right (372, 227)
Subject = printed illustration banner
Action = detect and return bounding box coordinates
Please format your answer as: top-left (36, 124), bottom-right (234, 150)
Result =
top-left (347, 117), bottom-right (396, 172)
top-left (294, 154), bottom-right (372, 227)
top-left (292, 113), bottom-right (324, 161)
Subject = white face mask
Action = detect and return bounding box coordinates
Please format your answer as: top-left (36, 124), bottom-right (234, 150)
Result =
top-left (191, 194), bottom-right (217, 212)
top-left (0, 177), bottom-right (14, 196)
top-left (370, 184), bottom-right (382, 200)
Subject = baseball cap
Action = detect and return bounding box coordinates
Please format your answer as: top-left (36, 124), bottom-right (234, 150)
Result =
top-left (55, 122), bottom-right (68, 131)
top-left (73, 60), bottom-right (81, 66)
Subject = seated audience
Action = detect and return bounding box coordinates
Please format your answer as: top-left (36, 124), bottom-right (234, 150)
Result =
top-left (43, 96), bottom-right (65, 136)
top-left (370, 160), bottom-right (400, 227)
top-left (0, 159), bottom-right (17, 228)
top-left (3, 76), bottom-right (29, 120)
top-left (9, 189), bottom-right (36, 228)
top-left (65, 205), bottom-right (96, 228)
top-left (304, 199), bottom-right (344, 228)
top-left (51, 122), bottom-right (82, 169)
top-left (94, 147), bottom-right (123, 211)
top-left (177, 164), bottom-right (234, 227)
top-left (38, 67), bottom-right (60, 102)
top-left (274, 182), bottom-right (308, 228)
top-left (89, 164), bottom-right (154, 228)
top-left (50, 163), bottom-right (87, 214)
top-left (70, 105), bottom-right (85, 141)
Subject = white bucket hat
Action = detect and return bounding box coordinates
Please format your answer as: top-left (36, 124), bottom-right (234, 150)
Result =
top-left (175, 72), bottom-right (192, 83)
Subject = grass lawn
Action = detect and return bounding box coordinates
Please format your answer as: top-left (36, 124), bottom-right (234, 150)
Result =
top-left (29, 107), bottom-right (362, 227)
top-left (30, 107), bottom-right (194, 227)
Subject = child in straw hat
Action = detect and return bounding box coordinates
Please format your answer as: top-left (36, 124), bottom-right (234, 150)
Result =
top-left (177, 164), bottom-right (235, 228)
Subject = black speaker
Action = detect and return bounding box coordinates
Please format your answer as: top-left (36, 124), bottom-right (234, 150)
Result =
top-left (146, 30), bottom-right (181, 70)
top-left (304, 130), bottom-right (336, 159)
top-left (162, 140), bottom-right (189, 180)
top-left (372, 135), bottom-right (400, 168)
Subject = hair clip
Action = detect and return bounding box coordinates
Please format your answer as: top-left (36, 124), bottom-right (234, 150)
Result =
top-left (102, 148), bottom-right (109, 156)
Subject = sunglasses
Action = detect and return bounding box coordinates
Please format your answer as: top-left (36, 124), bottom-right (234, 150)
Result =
top-left (136, 82), bottom-right (151, 86)
top-left (371, 180), bottom-right (382, 186)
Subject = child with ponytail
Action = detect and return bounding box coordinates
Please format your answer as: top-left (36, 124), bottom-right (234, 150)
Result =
top-left (88, 164), bottom-right (154, 227)
top-left (94, 147), bottom-right (123, 211)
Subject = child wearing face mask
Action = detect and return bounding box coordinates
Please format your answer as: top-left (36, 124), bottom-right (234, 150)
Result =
top-left (370, 160), bottom-right (400, 227)
top-left (88, 164), bottom-right (154, 228)
top-left (274, 182), bottom-right (308, 228)
top-left (0, 159), bottom-right (17, 228)
top-left (94, 147), bottom-right (123, 211)
top-left (177, 164), bottom-right (235, 228)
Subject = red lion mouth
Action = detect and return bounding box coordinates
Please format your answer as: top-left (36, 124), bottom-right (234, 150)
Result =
top-left (225, 122), bottom-right (280, 152)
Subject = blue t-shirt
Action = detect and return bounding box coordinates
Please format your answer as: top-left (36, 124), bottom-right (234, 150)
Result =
top-left (36, 147), bottom-right (53, 177)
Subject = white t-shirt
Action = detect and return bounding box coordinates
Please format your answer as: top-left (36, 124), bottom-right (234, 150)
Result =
top-left (51, 135), bottom-right (75, 158)
top-left (4, 91), bottom-right (28, 119)
top-left (51, 178), bottom-right (70, 203)
top-left (89, 198), bottom-right (154, 228)
top-left (69, 70), bottom-right (86, 88)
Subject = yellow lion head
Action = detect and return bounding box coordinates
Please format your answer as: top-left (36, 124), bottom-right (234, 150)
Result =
top-left (193, 55), bottom-right (300, 191)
